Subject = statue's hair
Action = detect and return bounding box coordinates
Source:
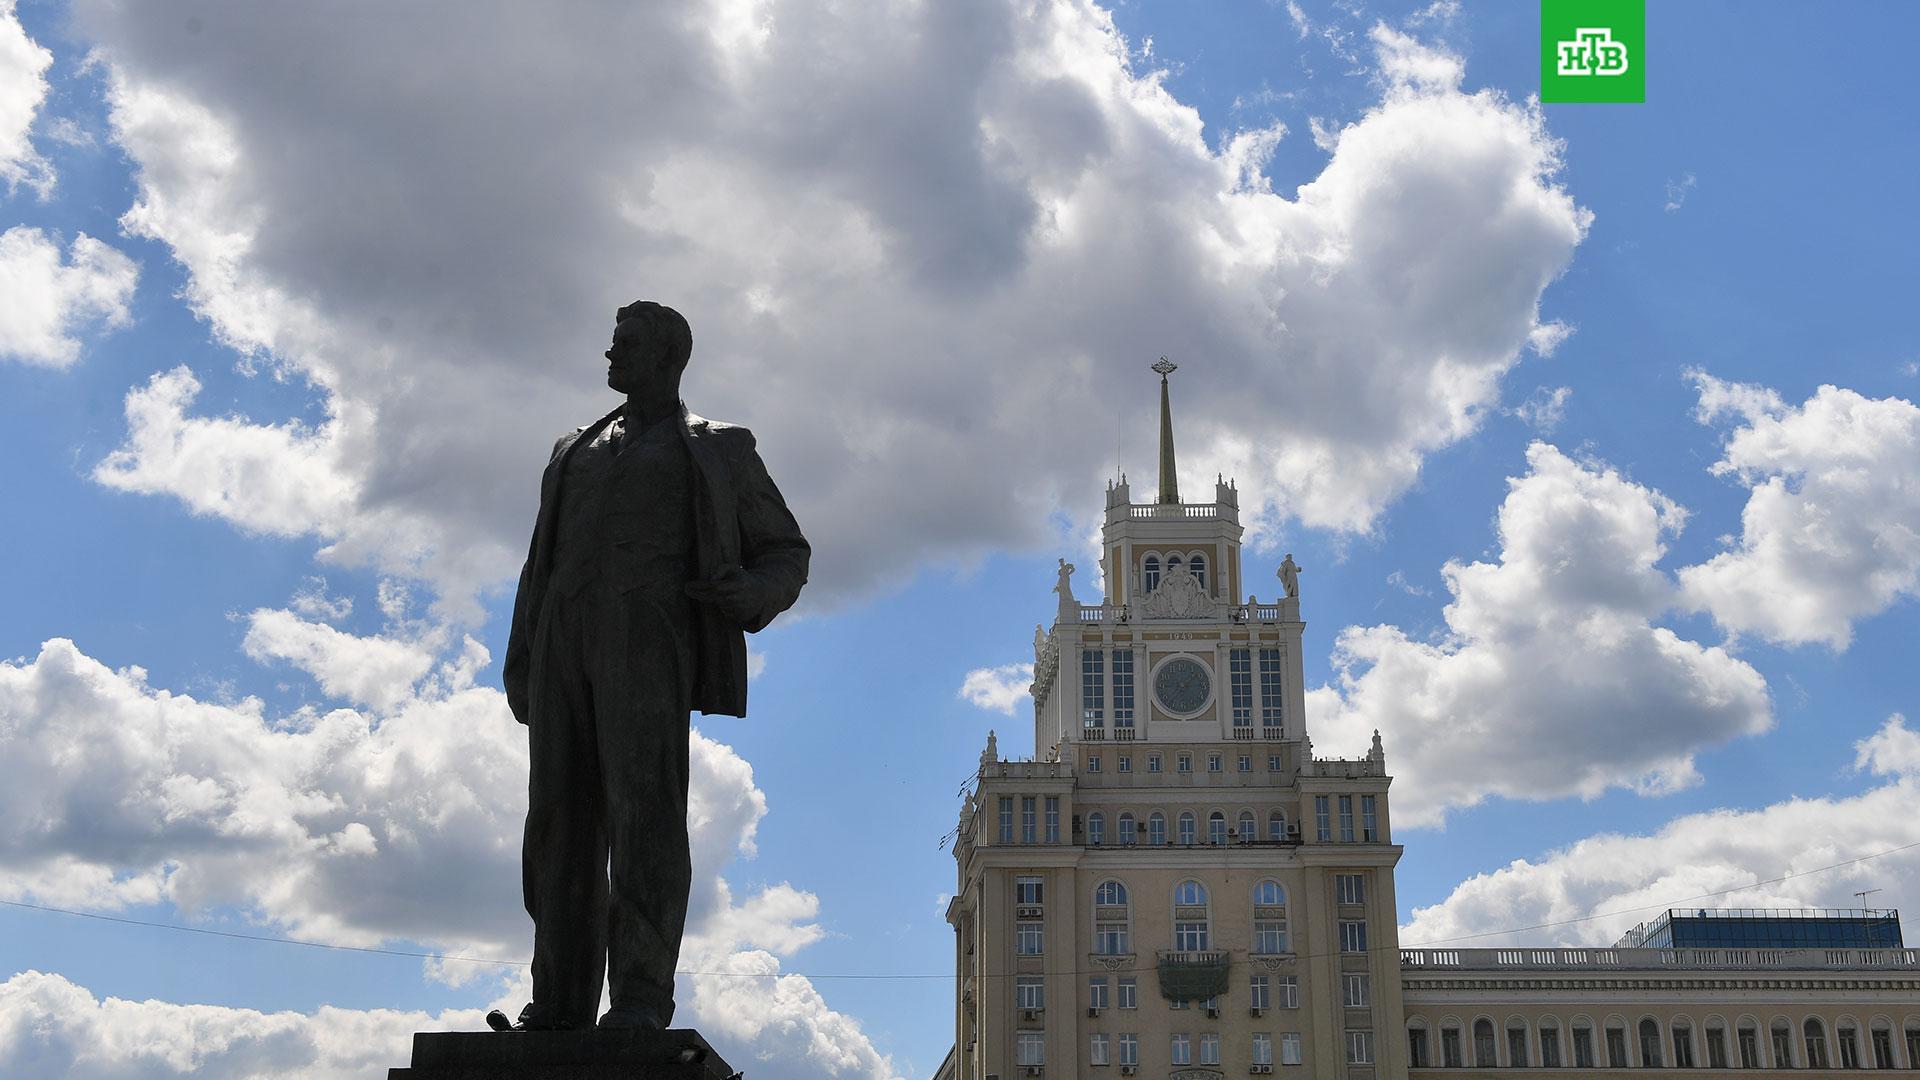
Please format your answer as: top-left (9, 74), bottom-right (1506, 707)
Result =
top-left (615, 300), bottom-right (693, 370)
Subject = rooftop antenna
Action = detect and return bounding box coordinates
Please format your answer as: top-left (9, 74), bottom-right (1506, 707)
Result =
top-left (1855, 888), bottom-right (1882, 908)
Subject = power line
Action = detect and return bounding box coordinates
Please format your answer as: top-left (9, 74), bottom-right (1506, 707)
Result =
top-left (4, 837), bottom-right (1914, 982)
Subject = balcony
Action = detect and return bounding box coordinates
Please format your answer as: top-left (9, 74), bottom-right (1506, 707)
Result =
top-left (1156, 950), bottom-right (1230, 1001)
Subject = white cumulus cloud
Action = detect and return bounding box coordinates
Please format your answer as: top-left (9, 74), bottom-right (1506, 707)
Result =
top-left (0, 0), bottom-right (54, 196)
top-left (69, 2), bottom-right (1585, 617)
top-left (1311, 443), bottom-right (1772, 826)
top-left (1680, 374), bottom-right (1920, 648)
top-left (958, 662), bottom-right (1035, 715)
top-left (1403, 715), bottom-right (1920, 949)
top-left (0, 227), bottom-right (138, 367)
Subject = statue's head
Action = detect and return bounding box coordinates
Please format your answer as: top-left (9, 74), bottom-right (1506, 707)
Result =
top-left (605, 300), bottom-right (692, 398)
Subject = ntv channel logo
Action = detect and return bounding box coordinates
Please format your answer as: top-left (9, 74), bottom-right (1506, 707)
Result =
top-left (1540, 0), bottom-right (1644, 103)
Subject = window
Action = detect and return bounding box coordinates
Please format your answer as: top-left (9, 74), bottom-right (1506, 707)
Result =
top-left (1171, 1033), bottom-right (1192, 1065)
top-left (1258, 647), bottom-right (1283, 729)
top-left (1148, 754), bottom-right (1162, 773)
top-left (1607, 1025), bottom-right (1629, 1068)
top-left (1090, 1032), bottom-right (1109, 1066)
top-left (1088, 977), bottom-right (1109, 1011)
top-left (1338, 795), bottom-right (1355, 842)
top-left (1268, 754), bottom-right (1282, 771)
top-left (998, 797), bottom-right (1013, 842)
top-left (1672, 1021), bottom-right (1695, 1068)
top-left (1113, 648), bottom-right (1135, 729)
top-left (1177, 753), bottom-right (1192, 773)
top-left (1175, 880), bottom-right (1208, 905)
top-left (1343, 974), bottom-right (1371, 1007)
top-left (1045, 797), bottom-right (1060, 843)
top-left (1362, 795), bottom-right (1379, 842)
top-left (1736, 1024), bottom-right (1759, 1069)
top-left (1190, 553), bottom-right (1207, 588)
top-left (1016, 921), bottom-right (1043, 955)
top-left (1086, 812), bottom-right (1104, 846)
top-left (1573, 1024), bottom-right (1595, 1068)
top-left (1178, 811), bottom-right (1197, 846)
top-left (1238, 811), bottom-right (1257, 842)
top-left (1144, 555), bottom-right (1161, 593)
top-left (1339, 919), bottom-right (1367, 953)
top-left (1442, 1026), bottom-right (1464, 1068)
top-left (1267, 810), bottom-right (1286, 842)
top-left (1706, 1023), bottom-right (1728, 1069)
top-left (1174, 880), bottom-right (1210, 951)
top-left (1315, 796), bottom-right (1332, 842)
top-left (1169, 997), bottom-right (1187, 1013)
top-left (1117, 755), bottom-right (1132, 773)
top-left (1281, 1033), bottom-right (1303, 1066)
top-left (1208, 811), bottom-right (1228, 845)
top-left (1903, 1025), bottom-right (1920, 1071)
top-left (1409, 1028), bottom-right (1431, 1068)
top-left (1771, 1020), bottom-right (1793, 1068)
top-left (1255, 1033), bottom-right (1275, 1066)
top-left (1869, 1024), bottom-right (1894, 1069)
top-left (1207, 753), bottom-right (1222, 773)
top-left (1117, 977), bottom-right (1137, 1010)
top-left (1239, 755), bottom-right (1252, 772)
top-left (1118, 1032), bottom-right (1138, 1066)
top-left (1509, 1024), bottom-right (1530, 1067)
top-left (1805, 1018), bottom-right (1830, 1069)
top-left (1167, 554), bottom-right (1183, 577)
top-left (1254, 881), bottom-right (1288, 954)
top-left (1541, 1022), bottom-right (1562, 1067)
top-left (1021, 797), bottom-right (1037, 843)
top-left (1016, 1031), bottom-right (1045, 1066)
top-left (1474, 1020), bottom-right (1497, 1067)
top-left (1250, 975), bottom-right (1270, 1012)
top-left (1348, 1031), bottom-right (1376, 1065)
top-left (1094, 880), bottom-right (1129, 955)
top-left (1015, 976), bottom-right (1044, 1010)
top-left (1201, 1033), bottom-right (1221, 1065)
top-left (1148, 812), bottom-right (1166, 846)
top-left (1082, 649), bottom-right (1104, 727)
top-left (1838, 1024), bottom-right (1861, 1070)
top-left (1118, 812), bottom-right (1136, 845)
top-left (1276, 976), bottom-right (1298, 1009)
top-left (1336, 873), bottom-right (1365, 905)
top-left (1016, 877), bottom-right (1043, 905)
top-left (1640, 1018), bottom-right (1664, 1068)
top-left (1087, 753), bottom-right (1101, 773)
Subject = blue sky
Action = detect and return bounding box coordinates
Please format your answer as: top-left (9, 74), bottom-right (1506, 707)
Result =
top-left (4, 1), bottom-right (1920, 1077)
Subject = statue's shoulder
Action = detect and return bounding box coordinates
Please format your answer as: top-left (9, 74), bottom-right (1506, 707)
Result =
top-left (685, 411), bottom-right (756, 454)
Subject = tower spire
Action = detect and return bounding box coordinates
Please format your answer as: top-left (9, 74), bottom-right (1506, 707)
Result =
top-left (1153, 356), bottom-right (1180, 504)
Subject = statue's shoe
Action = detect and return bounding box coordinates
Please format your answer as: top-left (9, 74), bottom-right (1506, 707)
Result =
top-left (596, 1005), bottom-right (667, 1030)
top-left (485, 1006), bottom-right (578, 1032)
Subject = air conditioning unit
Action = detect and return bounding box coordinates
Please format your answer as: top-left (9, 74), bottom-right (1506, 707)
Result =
top-left (1252, 1065), bottom-right (1274, 1075)
top-left (1286, 822), bottom-right (1302, 839)
top-left (1207, 1007), bottom-right (1220, 1019)
top-left (1250, 1007), bottom-right (1265, 1018)
top-left (1087, 1007), bottom-right (1101, 1018)
top-left (1016, 905), bottom-right (1044, 919)
top-left (1024, 1068), bottom-right (1043, 1077)
top-left (1020, 1009), bottom-right (1042, 1021)
top-left (1121, 1068), bottom-right (1138, 1076)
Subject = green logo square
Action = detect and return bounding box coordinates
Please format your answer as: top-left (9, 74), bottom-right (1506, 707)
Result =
top-left (1541, 0), bottom-right (1645, 103)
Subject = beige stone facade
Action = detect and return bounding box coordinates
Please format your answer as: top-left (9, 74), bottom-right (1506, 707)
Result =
top-left (941, 380), bottom-right (1919, 1080)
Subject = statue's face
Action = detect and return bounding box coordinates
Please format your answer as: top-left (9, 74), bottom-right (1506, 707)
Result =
top-left (604, 318), bottom-right (681, 397)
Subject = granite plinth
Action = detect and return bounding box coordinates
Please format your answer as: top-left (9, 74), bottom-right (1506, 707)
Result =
top-left (388, 1028), bottom-right (737, 1080)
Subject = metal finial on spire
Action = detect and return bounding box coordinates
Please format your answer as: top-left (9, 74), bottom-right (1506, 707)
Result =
top-left (1154, 357), bottom-right (1179, 504)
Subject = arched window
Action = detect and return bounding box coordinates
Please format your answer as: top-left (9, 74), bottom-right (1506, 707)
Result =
top-left (1473, 1020), bottom-right (1497, 1067)
top-left (1507, 1019), bottom-right (1531, 1068)
top-left (1252, 881), bottom-right (1288, 954)
top-left (1087, 812), bottom-right (1105, 846)
top-left (1804, 1018), bottom-right (1830, 1069)
top-left (1640, 1018), bottom-right (1664, 1068)
top-left (1902, 1022), bottom-right (1920, 1071)
top-left (1770, 1019), bottom-right (1794, 1068)
top-left (1148, 812), bottom-right (1167, 846)
top-left (1178, 811), bottom-right (1197, 846)
top-left (1172, 880), bottom-right (1209, 951)
top-left (1735, 1019), bottom-right (1761, 1069)
top-left (1440, 1023), bottom-right (1464, 1068)
top-left (1117, 812), bottom-right (1136, 845)
top-left (1539, 1017), bottom-right (1563, 1068)
top-left (1190, 553), bottom-right (1207, 588)
top-left (1143, 555), bottom-right (1161, 593)
top-left (1208, 811), bottom-right (1228, 845)
top-left (1167, 555), bottom-right (1183, 578)
top-left (1093, 880), bottom-right (1130, 955)
top-left (1867, 1018), bottom-right (1894, 1069)
top-left (1267, 810), bottom-right (1286, 842)
top-left (1571, 1018), bottom-right (1598, 1068)
top-left (1237, 811), bottom-right (1257, 844)
top-left (1835, 1020), bottom-right (1861, 1070)
top-left (1670, 1017), bottom-right (1695, 1068)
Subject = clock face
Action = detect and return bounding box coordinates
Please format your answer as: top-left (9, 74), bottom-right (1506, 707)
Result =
top-left (1154, 656), bottom-right (1213, 715)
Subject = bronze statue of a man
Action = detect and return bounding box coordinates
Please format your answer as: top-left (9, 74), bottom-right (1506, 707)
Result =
top-left (494, 301), bottom-right (810, 1032)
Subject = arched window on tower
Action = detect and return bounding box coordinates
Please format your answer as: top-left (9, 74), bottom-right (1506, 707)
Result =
top-left (1093, 880), bottom-right (1130, 955)
top-left (1237, 811), bottom-right (1257, 844)
top-left (1117, 812), bottom-right (1136, 845)
top-left (1178, 811), bottom-right (1197, 846)
top-left (1148, 812), bottom-right (1167, 846)
top-left (1143, 555), bottom-right (1161, 593)
top-left (1252, 880), bottom-right (1289, 954)
top-left (1173, 880), bottom-right (1210, 951)
top-left (1267, 810), bottom-right (1287, 842)
top-left (1190, 553), bottom-right (1207, 589)
top-left (1167, 554), bottom-right (1183, 579)
top-left (1087, 812), bottom-right (1105, 846)
top-left (1208, 811), bottom-right (1228, 845)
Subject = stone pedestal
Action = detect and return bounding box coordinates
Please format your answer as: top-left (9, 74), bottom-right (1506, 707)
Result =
top-left (388, 1028), bottom-right (737, 1079)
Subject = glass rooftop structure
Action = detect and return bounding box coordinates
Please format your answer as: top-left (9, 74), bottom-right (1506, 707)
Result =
top-left (1613, 907), bottom-right (1904, 950)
